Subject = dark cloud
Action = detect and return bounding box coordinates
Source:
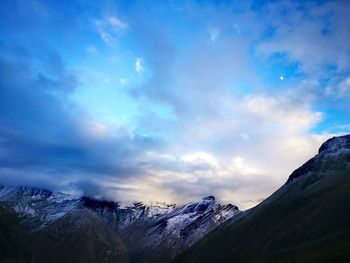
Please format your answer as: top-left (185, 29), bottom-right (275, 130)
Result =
top-left (0, 45), bottom-right (159, 195)
top-left (68, 179), bottom-right (107, 198)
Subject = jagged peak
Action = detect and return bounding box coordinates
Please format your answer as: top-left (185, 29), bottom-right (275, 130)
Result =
top-left (0, 185), bottom-right (239, 216)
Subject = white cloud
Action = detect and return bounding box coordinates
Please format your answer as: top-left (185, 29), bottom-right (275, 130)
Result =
top-left (244, 96), bottom-right (323, 132)
top-left (112, 10), bottom-right (332, 207)
top-left (256, 1), bottom-right (350, 81)
top-left (181, 152), bottom-right (219, 168)
top-left (93, 16), bottom-right (128, 47)
top-left (119, 78), bottom-right (127, 85)
top-left (135, 57), bottom-right (143, 73)
top-left (95, 25), bottom-right (116, 47)
top-left (324, 85), bottom-right (334, 96)
top-left (88, 1), bottom-right (345, 208)
top-left (209, 28), bottom-right (219, 43)
top-left (108, 16), bottom-right (129, 29)
top-left (86, 45), bottom-right (98, 55)
top-left (101, 90), bottom-right (329, 209)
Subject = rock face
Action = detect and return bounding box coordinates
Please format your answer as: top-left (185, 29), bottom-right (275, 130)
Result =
top-left (175, 134), bottom-right (350, 263)
top-left (0, 186), bottom-right (240, 262)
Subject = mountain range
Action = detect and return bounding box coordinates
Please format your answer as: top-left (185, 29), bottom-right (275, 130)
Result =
top-left (1, 134), bottom-right (350, 262)
top-left (0, 185), bottom-right (239, 263)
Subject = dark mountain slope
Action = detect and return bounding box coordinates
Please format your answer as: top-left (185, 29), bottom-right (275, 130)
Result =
top-left (175, 135), bottom-right (350, 263)
top-left (31, 208), bottom-right (130, 263)
top-left (0, 204), bottom-right (32, 263)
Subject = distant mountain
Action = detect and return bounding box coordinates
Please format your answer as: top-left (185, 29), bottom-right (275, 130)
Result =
top-left (175, 134), bottom-right (350, 263)
top-left (0, 186), bottom-right (240, 262)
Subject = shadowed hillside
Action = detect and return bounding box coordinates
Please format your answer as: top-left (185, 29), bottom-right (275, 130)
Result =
top-left (175, 135), bottom-right (350, 263)
top-left (0, 204), bottom-right (32, 263)
top-left (31, 209), bottom-right (130, 263)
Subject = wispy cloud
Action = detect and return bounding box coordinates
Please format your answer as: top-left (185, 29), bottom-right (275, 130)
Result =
top-left (135, 57), bottom-right (143, 73)
top-left (86, 45), bottom-right (98, 55)
top-left (108, 16), bottom-right (129, 29)
top-left (338, 77), bottom-right (350, 98)
top-left (93, 16), bottom-right (129, 47)
top-left (209, 28), bottom-right (219, 43)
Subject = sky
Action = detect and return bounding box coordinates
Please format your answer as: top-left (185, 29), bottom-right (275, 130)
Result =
top-left (0, 0), bottom-right (350, 209)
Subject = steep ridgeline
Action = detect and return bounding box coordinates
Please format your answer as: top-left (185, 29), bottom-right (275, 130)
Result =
top-left (175, 134), bottom-right (350, 263)
top-left (0, 186), bottom-right (240, 263)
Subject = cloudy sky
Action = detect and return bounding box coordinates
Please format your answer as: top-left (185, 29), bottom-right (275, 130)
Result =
top-left (1, 0), bottom-right (350, 209)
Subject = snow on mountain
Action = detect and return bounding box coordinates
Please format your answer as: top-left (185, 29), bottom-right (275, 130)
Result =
top-left (318, 134), bottom-right (350, 158)
top-left (141, 196), bottom-right (240, 250)
top-left (0, 186), bottom-right (240, 252)
top-left (80, 196), bottom-right (176, 231)
top-left (0, 186), bottom-right (81, 229)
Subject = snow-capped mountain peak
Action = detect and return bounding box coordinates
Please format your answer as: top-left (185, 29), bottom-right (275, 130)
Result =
top-left (318, 134), bottom-right (350, 158)
top-left (0, 185), bottom-right (240, 230)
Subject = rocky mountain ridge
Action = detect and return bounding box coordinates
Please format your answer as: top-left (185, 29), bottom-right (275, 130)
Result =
top-left (0, 185), bottom-right (240, 262)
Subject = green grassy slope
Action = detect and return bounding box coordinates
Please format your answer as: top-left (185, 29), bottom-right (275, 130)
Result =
top-left (174, 154), bottom-right (350, 263)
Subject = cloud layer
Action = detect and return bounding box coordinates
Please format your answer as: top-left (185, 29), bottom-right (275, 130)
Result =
top-left (1, 0), bottom-right (350, 209)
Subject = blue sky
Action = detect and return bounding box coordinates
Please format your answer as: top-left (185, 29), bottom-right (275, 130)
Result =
top-left (1, 0), bottom-right (350, 208)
